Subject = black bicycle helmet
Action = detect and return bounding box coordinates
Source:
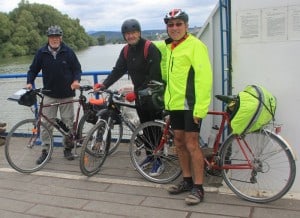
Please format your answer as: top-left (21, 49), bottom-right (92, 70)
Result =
top-left (121, 19), bottom-right (141, 34)
top-left (46, 25), bottom-right (63, 36)
top-left (164, 9), bottom-right (189, 24)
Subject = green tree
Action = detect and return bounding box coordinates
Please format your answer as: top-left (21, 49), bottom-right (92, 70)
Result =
top-left (0, 0), bottom-right (94, 58)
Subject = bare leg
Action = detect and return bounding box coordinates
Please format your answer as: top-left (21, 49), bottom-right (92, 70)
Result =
top-left (174, 129), bottom-right (192, 178)
top-left (185, 132), bottom-right (204, 184)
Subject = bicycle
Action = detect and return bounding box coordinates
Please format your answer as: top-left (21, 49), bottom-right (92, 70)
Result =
top-left (129, 95), bottom-right (297, 203)
top-left (79, 88), bottom-right (138, 176)
top-left (5, 85), bottom-right (95, 173)
top-left (79, 80), bottom-right (166, 177)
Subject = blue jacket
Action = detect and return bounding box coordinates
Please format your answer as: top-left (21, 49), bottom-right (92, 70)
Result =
top-left (27, 42), bottom-right (82, 98)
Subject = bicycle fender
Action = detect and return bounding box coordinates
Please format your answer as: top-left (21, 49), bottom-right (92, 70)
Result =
top-left (266, 129), bottom-right (298, 161)
top-left (153, 119), bottom-right (167, 125)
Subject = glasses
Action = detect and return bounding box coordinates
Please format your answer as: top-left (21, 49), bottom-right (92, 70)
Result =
top-left (167, 22), bottom-right (184, 28)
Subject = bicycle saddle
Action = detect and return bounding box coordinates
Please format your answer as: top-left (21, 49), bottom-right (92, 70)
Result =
top-left (215, 95), bottom-right (237, 103)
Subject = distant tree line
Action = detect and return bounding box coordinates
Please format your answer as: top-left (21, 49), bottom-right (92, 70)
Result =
top-left (0, 0), bottom-right (96, 58)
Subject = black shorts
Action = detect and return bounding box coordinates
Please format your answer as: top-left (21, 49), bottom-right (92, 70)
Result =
top-left (169, 110), bottom-right (201, 132)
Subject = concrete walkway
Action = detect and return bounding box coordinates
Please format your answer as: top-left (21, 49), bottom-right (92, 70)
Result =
top-left (0, 143), bottom-right (300, 218)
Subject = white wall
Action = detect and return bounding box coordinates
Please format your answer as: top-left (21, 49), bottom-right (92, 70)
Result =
top-left (231, 0), bottom-right (300, 192)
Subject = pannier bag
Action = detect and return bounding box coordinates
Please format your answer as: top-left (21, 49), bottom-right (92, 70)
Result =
top-left (228, 85), bottom-right (277, 135)
top-left (18, 90), bottom-right (37, 107)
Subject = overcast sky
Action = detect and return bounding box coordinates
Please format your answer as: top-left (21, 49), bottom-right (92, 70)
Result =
top-left (0, 0), bottom-right (219, 32)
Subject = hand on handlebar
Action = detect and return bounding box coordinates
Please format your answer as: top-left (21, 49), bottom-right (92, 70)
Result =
top-left (125, 92), bottom-right (136, 102)
top-left (26, 84), bottom-right (33, 90)
top-left (94, 83), bottom-right (106, 91)
top-left (71, 80), bottom-right (80, 90)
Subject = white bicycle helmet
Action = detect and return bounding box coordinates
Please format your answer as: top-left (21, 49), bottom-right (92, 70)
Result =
top-left (164, 9), bottom-right (189, 24)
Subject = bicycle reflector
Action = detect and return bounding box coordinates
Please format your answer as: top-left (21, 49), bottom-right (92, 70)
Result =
top-left (18, 90), bottom-right (37, 107)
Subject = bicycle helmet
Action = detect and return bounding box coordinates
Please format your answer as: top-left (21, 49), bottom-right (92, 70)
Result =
top-left (121, 19), bottom-right (141, 34)
top-left (164, 9), bottom-right (189, 24)
top-left (46, 25), bottom-right (63, 36)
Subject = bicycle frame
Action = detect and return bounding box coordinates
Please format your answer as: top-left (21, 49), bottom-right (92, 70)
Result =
top-left (150, 110), bottom-right (258, 172)
top-left (32, 88), bottom-right (90, 148)
top-left (205, 110), bottom-right (263, 171)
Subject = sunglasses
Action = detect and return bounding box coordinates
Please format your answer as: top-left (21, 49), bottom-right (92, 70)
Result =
top-left (167, 22), bottom-right (184, 28)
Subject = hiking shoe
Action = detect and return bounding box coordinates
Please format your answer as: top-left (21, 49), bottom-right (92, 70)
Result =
top-left (36, 149), bottom-right (48, 164)
top-left (167, 180), bottom-right (193, 195)
top-left (185, 187), bottom-right (204, 205)
top-left (139, 156), bottom-right (153, 169)
top-left (149, 159), bottom-right (165, 177)
top-left (64, 149), bottom-right (74, 160)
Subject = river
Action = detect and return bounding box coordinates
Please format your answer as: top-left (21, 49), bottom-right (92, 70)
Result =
top-left (0, 44), bottom-right (125, 74)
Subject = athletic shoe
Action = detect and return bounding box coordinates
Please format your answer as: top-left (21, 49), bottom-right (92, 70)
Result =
top-left (36, 149), bottom-right (48, 164)
top-left (185, 187), bottom-right (204, 205)
top-left (64, 149), bottom-right (74, 160)
top-left (167, 180), bottom-right (193, 194)
top-left (149, 159), bottom-right (165, 177)
top-left (139, 156), bottom-right (153, 169)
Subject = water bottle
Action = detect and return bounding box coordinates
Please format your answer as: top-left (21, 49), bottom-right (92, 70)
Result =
top-left (208, 125), bottom-right (219, 148)
top-left (55, 118), bottom-right (70, 134)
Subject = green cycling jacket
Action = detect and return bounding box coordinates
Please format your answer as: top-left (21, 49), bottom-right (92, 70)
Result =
top-left (155, 34), bottom-right (212, 118)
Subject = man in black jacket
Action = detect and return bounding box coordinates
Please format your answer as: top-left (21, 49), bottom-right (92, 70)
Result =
top-left (94, 19), bottom-right (164, 176)
top-left (26, 25), bottom-right (82, 163)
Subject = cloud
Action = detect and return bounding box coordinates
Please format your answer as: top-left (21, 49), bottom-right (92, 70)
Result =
top-left (0, 0), bottom-right (218, 31)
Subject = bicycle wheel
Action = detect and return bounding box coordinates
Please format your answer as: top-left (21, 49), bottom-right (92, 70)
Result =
top-left (130, 121), bottom-right (181, 184)
top-left (5, 119), bottom-right (53, 173)
top-left (77, 113), bottom-right (98, 146)
top-left (220, 130), bottom-right (296, 203)
top-left (79, 119), bottom-right (111, 176)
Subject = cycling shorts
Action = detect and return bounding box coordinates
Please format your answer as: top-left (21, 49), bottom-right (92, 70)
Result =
top-left (169, 110), bottom-right (201, 132)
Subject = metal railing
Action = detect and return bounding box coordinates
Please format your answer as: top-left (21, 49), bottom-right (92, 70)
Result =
top-left (0, 71), bottom-right (135, 140)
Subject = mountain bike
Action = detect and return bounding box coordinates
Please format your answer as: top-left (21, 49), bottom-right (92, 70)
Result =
top-left (129, 95), bottom-right (297, 203)
top-left (79, 89), bottom-right (138, 176)
top-left (5, 85), bottom-right (95, 173)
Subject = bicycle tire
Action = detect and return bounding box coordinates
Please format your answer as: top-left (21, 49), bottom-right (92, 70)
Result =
top-left (79, 119), bottom-right (111, 176)
top-left (129, 120), bottom-right (181, 184)
top-left (5, 119), bottom-right (53, 173)
top-left (220, 130), bottom-right (296, 203)
top-left (77, 113), bottom-right (97, 146)
top-left (107, 120), bottom-right (123, 155)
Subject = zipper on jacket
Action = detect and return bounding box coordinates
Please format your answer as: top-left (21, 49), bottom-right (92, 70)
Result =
top-left (166, 52), bottom-right (174, 108)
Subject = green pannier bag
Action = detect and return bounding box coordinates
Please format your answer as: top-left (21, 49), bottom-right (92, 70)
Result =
top-left (228, 85), bottom-right (277, 135)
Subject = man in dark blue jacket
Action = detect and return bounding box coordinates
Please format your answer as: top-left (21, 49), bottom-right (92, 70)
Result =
top-left (26, 25), bottom-right (82, 163)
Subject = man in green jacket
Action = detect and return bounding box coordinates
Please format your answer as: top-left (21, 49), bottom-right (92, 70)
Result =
top-left (156, 9), bottom-right (213, 205)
